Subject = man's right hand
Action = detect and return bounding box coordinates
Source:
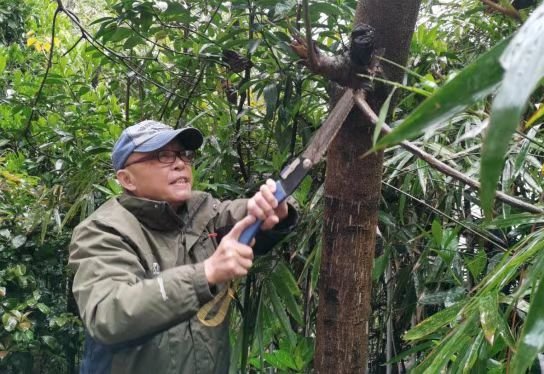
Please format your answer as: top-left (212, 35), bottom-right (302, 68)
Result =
top-left (204, 215), bottom-right (256, 285)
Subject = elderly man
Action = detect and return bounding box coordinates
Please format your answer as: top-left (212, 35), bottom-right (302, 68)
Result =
top-left (69, 120), bottom-right (297, 373)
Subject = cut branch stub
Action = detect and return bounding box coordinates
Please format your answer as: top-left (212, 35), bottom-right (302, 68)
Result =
top-left (350, 24), bottom-right (375, 67)
top-left (289, 23), bottom-right (381, 90)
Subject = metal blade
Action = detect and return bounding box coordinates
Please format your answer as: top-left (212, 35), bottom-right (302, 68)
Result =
top-left (301, 89), bottom-right (354, 165)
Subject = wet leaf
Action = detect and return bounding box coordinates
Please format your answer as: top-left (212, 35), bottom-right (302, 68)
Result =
top-left (0, 229), bottom-right (10, 239)
top-left (478, 294), bottom-right (498, 345)
top-left (413, 315), bottom-right (477, 374)
top-left (404, 303), bottom-right (464, 341)
top-left (458, 331), bottom-right (484, 374)
top-left (11, 235), bottom-right (26, 249)
top-left (481, 3), bottom-right (544, 217)
top-left (2, 313), bottom-right (17, 332)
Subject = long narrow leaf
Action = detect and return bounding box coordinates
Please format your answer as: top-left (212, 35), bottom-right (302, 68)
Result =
top-left (481, 3), bottom-right (544, 217)
top-left (374, 38), bottom-right (509, 151)
top-left (510, 275), bottom-right (544, 373)
top-left (404, 302), bottom-right (464, 341)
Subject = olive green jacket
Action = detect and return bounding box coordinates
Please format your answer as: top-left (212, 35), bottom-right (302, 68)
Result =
top-left (69, 191), bottom-right (295, 374)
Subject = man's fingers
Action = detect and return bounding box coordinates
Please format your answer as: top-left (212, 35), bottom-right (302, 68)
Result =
top-left (261, 215), bottom-right (279, 230)
top-left (260, 182), bottom-right (278, 208)
top-left (228, 215), bottom-right (257, 239)
top-left (235, 243), bottom-right (254, 260)
top-left (265, 178), bottom-right (277, 192)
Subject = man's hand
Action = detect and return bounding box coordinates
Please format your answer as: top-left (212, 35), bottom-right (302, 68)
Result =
top-left (247, 179), bottom-right (288, 230)
top-left (204, 215), bottom-right (256, 285)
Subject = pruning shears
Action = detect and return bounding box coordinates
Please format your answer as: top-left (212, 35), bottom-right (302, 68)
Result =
top-left (239, 89), bottom-right (355, 244)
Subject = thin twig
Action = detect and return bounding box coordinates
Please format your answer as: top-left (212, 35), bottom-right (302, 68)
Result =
top-left (61, 8), bottom-right (190, 102)
top-left (22, 3), bottom-right (62, 140)
top-left (175, 64), bottom-right (207, 128)
top-left (62, 35), bottom-right (83, 57)
top-left (383, 182), bottom-right (508, 250)
top-left (353, 92), bottom-right (544, 215)
top-left (125, 74), bottom-right (131, 123)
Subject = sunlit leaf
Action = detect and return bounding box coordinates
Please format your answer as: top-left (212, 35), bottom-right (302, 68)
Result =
top-left (525, 104), bottom-right (544, 129)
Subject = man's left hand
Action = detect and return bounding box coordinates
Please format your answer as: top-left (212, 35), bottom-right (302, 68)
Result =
top-left (247, 179), bottom-right (288, 230)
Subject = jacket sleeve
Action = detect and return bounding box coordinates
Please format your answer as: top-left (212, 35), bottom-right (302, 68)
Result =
top-left (214, 198), bottom-right (298, 255)
top-left (69, 219), bottom-right (214, 345)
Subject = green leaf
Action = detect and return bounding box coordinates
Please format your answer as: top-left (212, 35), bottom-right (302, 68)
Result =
top-left (372, 247), bottom-right (390, 281)
top-left (486, 213), bottom-right (544, 229)
top-left (413, 314), bottom-right (477, 374)
top-left (42, 336), bottom-right (59, 350)
top-left (457, 331), bottom-right (484, 374)
top-left (263, 83), bottom-right (278, 120)
top-left (431, 220), bottom-right (442, 247)
top-left (374, 38), bottom-right (509, 151)
top-left (264, 349), bottom-right (297, 370)
top-left (2, 313), bottom-right (17, 332)
top-left (372, 87), bottom-right (395, 145)
top-left (270, 262), bottom-right (303, 324)
top-left (36, 303), bottom-right (50, 315)
top-left (510, 273), bottom-right (544, 373)
top-left (123, 35), bottom-right (144, 50)
top-left (465, 249), bottom-right (487, 280)
top-left (481, 3), bottom-right (544, 217)
top-left (274, 0), bottom-right (297, 17)
top-left (109, 27), bottom-right (133, 43)
top-left (404, 303), bottom-right (464, 341)
top-left (478, 294), bottom-right (498, 345)
top-left (164, 2), bottom-right (187, 17)
top-left (267, 283), bottom-right (296, 347)
top-left (0, 53), bottom-right (6, 75)
top-left (525, 104), bottom-right (544, 129)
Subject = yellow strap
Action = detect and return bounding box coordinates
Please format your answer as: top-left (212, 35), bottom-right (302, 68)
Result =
top-left (197, 284), bottom-right (235, 327)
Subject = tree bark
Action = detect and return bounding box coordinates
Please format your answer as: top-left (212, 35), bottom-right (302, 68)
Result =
top-left (314, 1), bottom-right (421, 372)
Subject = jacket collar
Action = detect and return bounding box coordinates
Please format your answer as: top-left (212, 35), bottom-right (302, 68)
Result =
top-left (117, 192), bottom-right (211, 233)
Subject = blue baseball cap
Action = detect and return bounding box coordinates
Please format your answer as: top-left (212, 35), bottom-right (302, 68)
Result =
top-left (111, 120), bottom-right (204, 171)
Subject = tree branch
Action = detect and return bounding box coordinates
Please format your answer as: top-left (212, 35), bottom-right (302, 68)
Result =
top-left (302, 0), bottom-right (318, 69)
top-left (481, 0), bottom-right (522, 21)
top-left (290, 23), bottom-right (380, 89)
top-left (352, 92), bottom-right (544, 214)
top-left (61, 7), bottom-right (190, 102)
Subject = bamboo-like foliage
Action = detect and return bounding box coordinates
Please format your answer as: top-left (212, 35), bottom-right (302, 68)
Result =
top-left (2, 0), bottom-right (544, 372)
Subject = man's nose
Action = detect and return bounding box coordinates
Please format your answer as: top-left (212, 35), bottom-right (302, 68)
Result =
top-left (172, 154), bottom-right (187, 169)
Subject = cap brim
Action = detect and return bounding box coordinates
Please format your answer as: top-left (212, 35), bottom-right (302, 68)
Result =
top-left (134, 127), bottom-right (203, 152)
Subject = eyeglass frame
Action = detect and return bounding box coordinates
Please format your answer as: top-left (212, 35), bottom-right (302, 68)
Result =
top-left (123, 149), bottom-right (196, 168)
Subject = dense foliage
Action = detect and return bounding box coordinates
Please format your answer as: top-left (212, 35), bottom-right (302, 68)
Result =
top-left (1, 0), bottom-right (544, 372)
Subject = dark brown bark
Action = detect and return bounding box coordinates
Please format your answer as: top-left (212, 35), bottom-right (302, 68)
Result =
top-left (315, 1), bottom-right (421, 372)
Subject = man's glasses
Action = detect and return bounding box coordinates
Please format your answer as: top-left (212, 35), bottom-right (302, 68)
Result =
top-left (124, 150), bottom-right (196, 168)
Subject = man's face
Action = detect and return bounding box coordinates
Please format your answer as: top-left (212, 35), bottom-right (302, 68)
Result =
top-left (117, 140), bottom-right (193, 208)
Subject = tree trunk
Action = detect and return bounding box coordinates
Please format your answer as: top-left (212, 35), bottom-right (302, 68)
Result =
top-left (314, 1), bottom-right (421, 372)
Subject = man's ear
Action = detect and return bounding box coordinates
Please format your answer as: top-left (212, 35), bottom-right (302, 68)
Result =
top-left (116, 169), bottom-right (136, 192)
